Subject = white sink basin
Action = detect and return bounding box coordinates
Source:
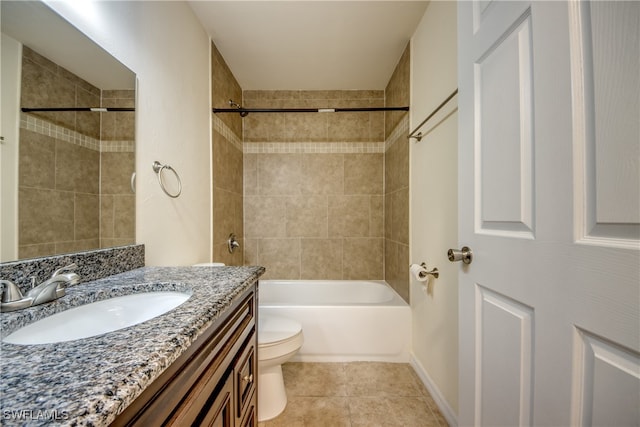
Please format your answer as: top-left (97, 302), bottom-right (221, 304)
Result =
top-left (3, 291), bottom-right (190, 345)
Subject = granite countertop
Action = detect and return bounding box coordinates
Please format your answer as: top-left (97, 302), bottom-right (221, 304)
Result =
top-left (0, 265), bottom-right (265, 426)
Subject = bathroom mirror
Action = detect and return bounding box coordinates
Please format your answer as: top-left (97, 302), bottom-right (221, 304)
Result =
top-left (1, 1), bottom-right (136, 262)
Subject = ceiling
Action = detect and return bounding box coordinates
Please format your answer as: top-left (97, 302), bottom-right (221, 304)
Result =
top-left (1, 1), bottom-right (429, 91)
top-left (188, 1), bottom-right (430, 90)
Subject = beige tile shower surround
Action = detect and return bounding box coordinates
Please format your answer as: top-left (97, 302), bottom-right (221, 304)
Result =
top-left (384, 45), bottom-right (411, 303)
top-left (242, 89), bottom-right (387, 282)
top-left (18, 47), bottom-right (134, 258)
top-left (240, 44), bottom-right (410, 303)
top-left (257, 362), bottom-right (448, 427)
top-left (212, 42), bottom-right (244, 266)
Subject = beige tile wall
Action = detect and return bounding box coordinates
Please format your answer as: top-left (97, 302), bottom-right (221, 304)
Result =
top-left (212, 43), bottom-right (243, 140)
top-left (243, 90), bottom-right (385, 280)
top-left (100, 90), bottom-right (136, 249)
top-left (385, 44), bottom-right (411, 302)
top-left (101, 90), bottom-right (136, 141)
top-left (211, 43), bottom-right (244, 265)
top-left (21, 47), bottom-right (101, 139)
top-left (18, 48), bottom-right (135, 258)
top-left (18, 127), bottom-right (101, 258)
top-left (100, 151), bottom-right (135, 249)
top-left (385, 45), bottom-right (411, 140)
top-left (243, 90), bottom-right (385, 143)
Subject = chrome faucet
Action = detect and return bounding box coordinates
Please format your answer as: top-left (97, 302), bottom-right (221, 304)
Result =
top-left (28, 264), bottom-right (80, 305)
top-left (0, 263), bottom-right (80, 312)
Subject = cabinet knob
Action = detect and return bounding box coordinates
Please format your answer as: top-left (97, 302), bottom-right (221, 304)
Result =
top-left (242, 374), bottom-right (253, 384)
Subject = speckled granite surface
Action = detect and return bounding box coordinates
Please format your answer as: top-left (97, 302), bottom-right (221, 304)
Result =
top-left (0, 265), bottom-right (265, 426)
top-left (0, 245), bottom-right (145, 292)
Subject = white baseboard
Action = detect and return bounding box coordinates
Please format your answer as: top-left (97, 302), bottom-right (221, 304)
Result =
top-left (409, 353), bottom-right (458, 427)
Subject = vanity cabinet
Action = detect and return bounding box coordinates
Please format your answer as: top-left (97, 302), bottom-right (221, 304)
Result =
top-left (112, 284), bottom-right (258, 427)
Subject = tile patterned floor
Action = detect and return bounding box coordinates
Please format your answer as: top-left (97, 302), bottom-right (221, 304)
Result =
top-left (258, 362), bottom-right (449, 427)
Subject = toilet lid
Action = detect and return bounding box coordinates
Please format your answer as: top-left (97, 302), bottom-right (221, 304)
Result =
top-left (258, 315), bottom-right (302, 345)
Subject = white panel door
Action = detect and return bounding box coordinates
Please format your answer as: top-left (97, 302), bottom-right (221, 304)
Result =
top-left (458, 1), bottom-right (640, 426)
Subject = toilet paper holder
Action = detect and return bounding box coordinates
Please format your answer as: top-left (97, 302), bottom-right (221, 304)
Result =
top-left (413, 262), bottom-right (439, 279)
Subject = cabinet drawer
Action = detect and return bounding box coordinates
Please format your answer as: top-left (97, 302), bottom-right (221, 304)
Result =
top-left (234, 333), bottom-right (256, 419)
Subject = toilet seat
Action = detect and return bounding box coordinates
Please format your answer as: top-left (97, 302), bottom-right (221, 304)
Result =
top-left (259, 315), bottom-right (302, 344)
top-left (258, 315), bottom-right (303, 361)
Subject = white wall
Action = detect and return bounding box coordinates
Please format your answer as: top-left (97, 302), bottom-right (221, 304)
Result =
top-left (409, 1), bottom-right (459, 424)
top-left (46, 1), bottom-right (212, 266)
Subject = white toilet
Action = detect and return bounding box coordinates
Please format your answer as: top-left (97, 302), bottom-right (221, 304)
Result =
top-left (257, 312), bottom-right (304, 421)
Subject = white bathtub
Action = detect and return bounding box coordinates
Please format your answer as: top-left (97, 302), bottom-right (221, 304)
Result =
top-left (259, 280), bottom-right (411, 363)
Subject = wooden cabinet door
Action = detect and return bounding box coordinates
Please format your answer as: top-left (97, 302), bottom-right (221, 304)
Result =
top-left (239, 405), bottom-right (256, 427)
top-left (199, 374), bottom-right (234, 427)
top-left (234, 335), bottom-right (256, 423)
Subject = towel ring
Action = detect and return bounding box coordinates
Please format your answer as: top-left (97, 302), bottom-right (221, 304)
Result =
top-left (152, 161), bottom-right (182, 198)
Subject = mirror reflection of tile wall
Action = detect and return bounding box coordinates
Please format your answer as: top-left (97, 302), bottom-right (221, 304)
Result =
top-left (100, 90), bottom-right (135, 250)
top-left (18, 47), bottom-right (135, 259)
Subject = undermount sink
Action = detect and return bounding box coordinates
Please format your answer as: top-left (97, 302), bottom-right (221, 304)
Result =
top-left (3, 291), bottom-right (190, 345)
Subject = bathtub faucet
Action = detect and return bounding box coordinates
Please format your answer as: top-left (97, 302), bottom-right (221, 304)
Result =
top-left (228, 233), bottom-right (240, 253)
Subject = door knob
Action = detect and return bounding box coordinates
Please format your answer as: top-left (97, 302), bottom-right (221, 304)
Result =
top-left (448, 246), bottom-right (473, 264)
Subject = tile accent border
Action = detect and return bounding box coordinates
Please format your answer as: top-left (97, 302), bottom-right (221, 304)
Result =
top-left (243, 141), bottom-right (385, 154)
top-left (385, 114), bottom-right (410, 152)
top-left (216, 111), bottom-right (387, 154)
top-left (213, 114), bottom-right (243, 152)
top-left (217, 110), bottom-right (409, 155)
top-left (101, 140), bottom-right (136, 152)
top-left (21, 113), bottom-right (134, 153)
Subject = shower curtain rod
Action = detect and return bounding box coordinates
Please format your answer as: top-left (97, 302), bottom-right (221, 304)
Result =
top-left (21, 107), bottom-right (135, 112)
top-left (213, 106), bottom-right (409, 115)
top-left (22, 106), bottom-right (408, 114)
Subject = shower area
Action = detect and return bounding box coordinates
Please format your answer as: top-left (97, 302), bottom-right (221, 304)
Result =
top-left (211, 42), bottom-right (410, 302)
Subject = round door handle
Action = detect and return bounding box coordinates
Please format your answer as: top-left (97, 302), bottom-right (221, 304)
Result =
top-left (448, 246), bottom-right (473, 264)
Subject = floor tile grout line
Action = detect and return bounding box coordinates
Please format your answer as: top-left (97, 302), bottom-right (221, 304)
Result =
top-left (268, 361), bottom-right (447, 426)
